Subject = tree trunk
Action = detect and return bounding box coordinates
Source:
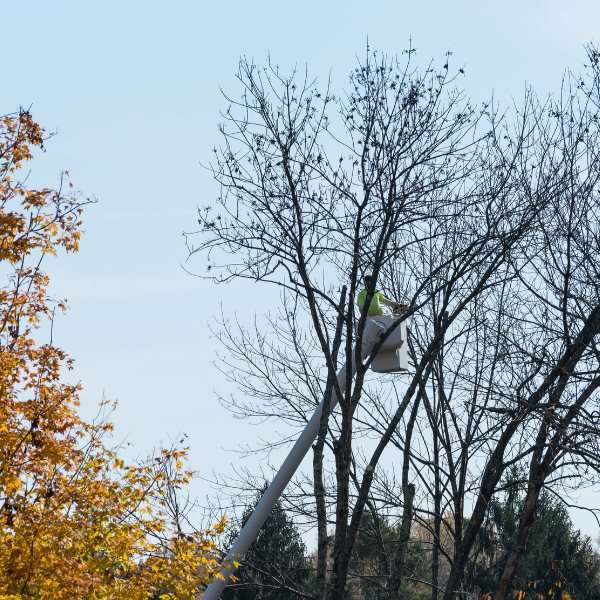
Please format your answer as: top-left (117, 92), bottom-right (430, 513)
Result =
top-left (495, 481), bottom-right (540, 600)
top-left (389, 391), bottom-right (421, 600)
top-left (314, 287), bottom-right (347, 600)
top-left (432, 426), bottom-right (441, 600)
top-left (389, 484), bottom-right (415, 600)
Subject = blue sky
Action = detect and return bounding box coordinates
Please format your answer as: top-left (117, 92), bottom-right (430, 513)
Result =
top-left (3, 0), bottom-right (599, 536)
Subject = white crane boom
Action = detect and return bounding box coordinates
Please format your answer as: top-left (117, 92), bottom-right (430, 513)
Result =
top-left (202, 315), bottom-right (406, 600)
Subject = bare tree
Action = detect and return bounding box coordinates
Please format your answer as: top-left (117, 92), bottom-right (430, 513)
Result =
top-left (400, 55), bottom-right (600, 600)
top-left (187, 45), bottom-right (600, 600)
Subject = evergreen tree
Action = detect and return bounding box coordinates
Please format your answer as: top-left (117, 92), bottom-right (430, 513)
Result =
top-left (349, 511), bottom-right (431, 600)
top-left (222, 488), bottom-right (314, 600)
top-left (470, 478), bottom-right (600, 600)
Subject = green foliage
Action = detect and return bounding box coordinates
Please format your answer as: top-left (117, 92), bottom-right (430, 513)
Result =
top-left (222, 488), bottom-right (314, 600)
top-left (470, 476), bottom-right (600, 600)
top-left (347, 511), bottom-right (431, 600)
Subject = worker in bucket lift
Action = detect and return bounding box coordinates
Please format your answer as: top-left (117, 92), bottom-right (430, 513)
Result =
top-left (357, 275), bottom-right (406, 317)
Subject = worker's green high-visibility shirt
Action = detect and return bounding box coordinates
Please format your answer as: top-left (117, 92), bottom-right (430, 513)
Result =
top-left (357, 288), bottom-right (384, 316)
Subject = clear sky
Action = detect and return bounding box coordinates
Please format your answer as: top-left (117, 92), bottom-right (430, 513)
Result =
top-left (3, 0), bottom-right (599, 537)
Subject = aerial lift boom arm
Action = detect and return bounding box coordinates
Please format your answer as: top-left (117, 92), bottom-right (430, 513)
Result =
top-left (202, 315), bottom-right (407, 600)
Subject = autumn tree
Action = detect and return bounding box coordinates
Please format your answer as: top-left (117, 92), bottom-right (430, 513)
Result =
top-left (190, 44), bottom-right (600, 600)
top-left (0, 109), bottom-right (227, 599)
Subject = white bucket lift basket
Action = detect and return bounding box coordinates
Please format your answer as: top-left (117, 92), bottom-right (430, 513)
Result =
top-left (368, 314), bottom-right (408, 373)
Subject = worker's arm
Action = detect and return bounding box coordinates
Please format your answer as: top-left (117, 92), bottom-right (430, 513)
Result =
top-left (381, 296), bottom-right (408, 314)
top-left (380, 296), bottom-right (398, 307)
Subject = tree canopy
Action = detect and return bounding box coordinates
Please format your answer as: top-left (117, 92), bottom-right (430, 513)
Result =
top-left (0, 109), bottom-right (227, 599)
top-left (193, 43), bottom-right (600, 600)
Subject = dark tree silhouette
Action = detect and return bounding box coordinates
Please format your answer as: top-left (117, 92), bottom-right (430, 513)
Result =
top-left (190, 43), bottom-right (600, 600)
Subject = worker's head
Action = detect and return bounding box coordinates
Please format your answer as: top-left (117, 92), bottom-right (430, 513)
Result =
top-left (364, 274), bottom-right (375, 290)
